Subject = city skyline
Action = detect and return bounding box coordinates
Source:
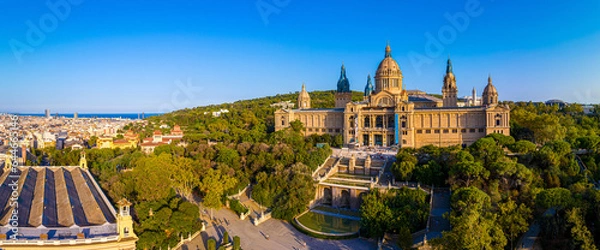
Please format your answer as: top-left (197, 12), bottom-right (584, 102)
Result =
top-left (1, 0), bottom-right (599, 113)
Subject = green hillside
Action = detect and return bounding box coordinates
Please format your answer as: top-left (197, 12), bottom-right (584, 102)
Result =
top-left (141, 90), bottom-right (363, 143)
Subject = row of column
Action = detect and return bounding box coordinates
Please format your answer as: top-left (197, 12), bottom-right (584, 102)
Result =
top-left (362, 114), bottom-right (395, 128)
top-left (362, 133), bottom-right (396, 146)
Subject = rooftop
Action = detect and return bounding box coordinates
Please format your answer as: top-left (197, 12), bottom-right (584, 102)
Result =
top-left (293, 108), bottom-right (345, 112)
top-left (0, 166), bottom-right (119, 240)
top-left (408, 94), bottom-right (443, 103)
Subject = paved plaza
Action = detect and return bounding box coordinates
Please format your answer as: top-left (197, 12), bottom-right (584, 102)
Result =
top-left (181, 208), bottom-right (379, 250)
top-left (332, 147), bottom-right (398, 159)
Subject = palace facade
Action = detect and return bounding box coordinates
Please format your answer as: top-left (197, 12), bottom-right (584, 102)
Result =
top-left (275, 45), bottom-right (510, 148)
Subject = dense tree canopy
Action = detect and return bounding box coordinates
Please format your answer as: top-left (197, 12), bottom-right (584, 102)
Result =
top-left (429, 102), bottom-right (600, 249)
top-left (360, 188), bottom-right (429, 238)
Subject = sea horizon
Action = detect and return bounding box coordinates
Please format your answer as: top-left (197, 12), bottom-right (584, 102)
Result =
top-left (12, 113), bottom-right (163, 119)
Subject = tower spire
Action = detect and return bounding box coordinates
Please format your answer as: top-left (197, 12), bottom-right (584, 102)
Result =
top-left (364, 74), bottom-right (374, 98)
top-left (385, 43), bottom-right (392, 58)
top-left (298, 82), bottom-right (311, 109)
top-left (335, 64), bottom-right (352, 108)
top-left (337, 63), bottom-right (350, 93)
top-left (442, 57), bottom-right (458, 107)
top-left (482, 74), bottom-right (498, 106)
top-left (472, 87), bottom-right (477, 106)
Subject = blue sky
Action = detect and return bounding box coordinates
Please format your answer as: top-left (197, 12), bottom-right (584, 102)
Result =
top-left (0, 0), bottom-right (599, 113)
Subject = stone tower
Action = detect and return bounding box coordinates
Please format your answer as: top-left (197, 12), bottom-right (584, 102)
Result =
top-left (471, 87), bottom-right (477, 106)
top-left (4, 150), bottom-right (11, 171)
top-left (117, 198), bottom-right (137, 240)
top-left (363, 74), bottom-right (374, 101)
top-left (482, 75), bottom-right (499, 106)
top-left (442, 58), bottom-right (458, 107)
top-left (79, 151), bottom-right (87, 169)
top-left (374, 44), bottom-right (403, 94)
top-left (298, 83), bottom-right (311, 109)
top-left (335, 64), bottom-right (352, 108)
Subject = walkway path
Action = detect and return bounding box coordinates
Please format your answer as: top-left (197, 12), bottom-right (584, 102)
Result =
top-left (515, 208), bottom-right (555, 250)
top-left (515, 223), bottom-right (540, 250)
top-left (413, 188), bottom-right (451, 245)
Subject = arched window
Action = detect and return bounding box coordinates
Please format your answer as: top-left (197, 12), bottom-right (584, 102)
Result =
top-left (495, 114), bottom-right (502, 126)
top-left (281, 116), bottom-right (286, 126)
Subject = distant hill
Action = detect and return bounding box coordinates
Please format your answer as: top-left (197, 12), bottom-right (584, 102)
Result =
top-left (144, 90), bottom-right (363, 141)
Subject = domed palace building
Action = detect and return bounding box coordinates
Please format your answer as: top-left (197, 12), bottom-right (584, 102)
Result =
top-left (275, 45), bottom-right (510, 148)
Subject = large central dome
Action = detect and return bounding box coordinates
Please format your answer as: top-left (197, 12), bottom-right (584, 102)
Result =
top-left (374, 44), bottom-right (403, 94)
top-left (376, 45), bottom-right (401, 75)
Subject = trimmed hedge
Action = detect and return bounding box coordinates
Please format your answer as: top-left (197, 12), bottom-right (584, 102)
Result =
top-left (207, 238), bottom-right (216, 250)
top-left (223, 231), bottom-right (229, 244)
top-left (233, 236), bottom-right (241, 250)
top-left (229, 198), bottom-right (249, 215)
